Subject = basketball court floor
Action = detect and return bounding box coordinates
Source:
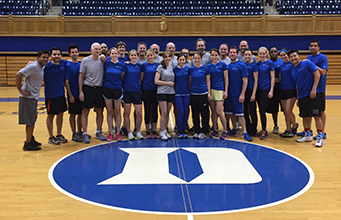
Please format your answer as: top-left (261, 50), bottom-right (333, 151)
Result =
top-left (1, 86), bottom-right (340, 220)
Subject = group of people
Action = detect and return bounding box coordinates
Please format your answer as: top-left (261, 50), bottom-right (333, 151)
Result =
top-left (16, 38), bottom-right (327, 151)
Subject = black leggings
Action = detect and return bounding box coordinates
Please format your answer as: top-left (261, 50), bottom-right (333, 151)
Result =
top-left (256, 89), bottom-right (269, 131)
top-left (142, 90), bottom-right (158, 124)
top-left (244, 88), bottom-right (258, 134)
top-left (190, 94), bottom-right (209, 134)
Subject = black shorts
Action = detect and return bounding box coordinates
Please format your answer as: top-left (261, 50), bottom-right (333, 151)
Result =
top-left (280, 89), bottom-right (297, 100)
top-left (82, 85), bottom-right (105, 109)
top-left (68, 97), bottom-right (82, 115)
top-left (157, 94), bottom-right (175, 103)
top-left (298, 96), bottom-right (321, 118)
top-left (103, 87), bottom-right (123, 101)
top-left (123, 91), bottom-right (142, 104)
top-left (266, 86), bottom-right (282, 113)
top-left (316, 92), bottom-right (326, 112)
top-left (45, 96), bottom-right (67, 115)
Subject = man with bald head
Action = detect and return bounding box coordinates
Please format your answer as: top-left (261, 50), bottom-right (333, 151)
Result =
top-left (237, 40), bottom-right (257, 63)
top-left (166, 42), bottom-right (178, 68)
top-left (150, 43), bottom-right (163, 64)
top-left (79, 42), bottom-right (106, 143)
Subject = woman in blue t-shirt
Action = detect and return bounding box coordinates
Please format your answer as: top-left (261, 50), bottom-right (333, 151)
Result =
top-left (140, 49), bottom-right (159, 139)
top-left (278, 48), bottom-right (298, 137)
top-left (173, 53), bottom-right (190, 138)
top-left (256, 47), bottom-right (275, 140)
top-left (189, 52), bottom-right (211, 139)
top-left (103, 47), bottom-right (126, 141)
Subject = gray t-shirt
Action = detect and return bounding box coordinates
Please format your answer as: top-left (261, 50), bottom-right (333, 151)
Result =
top-left (154, 55), bottom-right (163, 64)
top-left (137, 57), bottom-right (147, 64)
top-left (184, 60), bottom-right (193, 67)
top-left (80, 55), bottom-right (104, 87)
top-left (191, 52), bottom-right (212, 66)
top-left (220, 57), bottom-right (231, 65)
top-left (237, 53), bottom-right (257, 63)
top-left (170, 56), bottom-right (178, 68)
top-left (156, 65), bottom-right (175, 94)
top-left (19, 60), bottom-right (44, 100)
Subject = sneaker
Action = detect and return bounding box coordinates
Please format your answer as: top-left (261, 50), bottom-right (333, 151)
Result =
top-left (135, 131), bottom-right (144, 139)
top-left (315, 137), bottom-right (323, 147)
top-left (116, 133), bottom-right (122, 141)
top-left (220, 131), bottom-right (229, 140)
top-left (280, 130), bottom-right (294, 138)
top-left (128, 132), bottom-right (135, 140)
top-left (193, 133), bottom-right (199, 139)
top-left (209, 130), bottom-right (219, 138)
top-left (259, 130), bottom-right (268, 140)
top-left (31, 136), bottom-right (42, 146)
top-left (297, 130), bottom-right (313, 137)
top-left (95, 131), bottom-right (106, 141)
top-left (120, 126), bottom-right (128, 136)
top-left (152, 131), bottom-right (158, 139)
top-left (242, 133), bottom-right (253, 142)
top-left (297, 136), bottom-right (313, 142)
top-left (228, 129), bottom-right (238, 136)
top-left (72, 133), bottom-right (82, 142)
top-left (273, 126), bottom-right (279, 134)
top-left (166, 132), bottom-right (171, 139)
top-left (23, 142), bottom-right (41, 151)
top-left (56, 134), bottom-right (68, 143)
top-left (146, 131), bottom-right (152, 139)
top-left (291, 123), bottom-right (299, 135)
top-left (107, 133), bottom-right (114, 141)
top-left (236, 121), bottom-right (241, 130)
top-left (133, 128), bottom-right (137, 136)
top-left (48, 136), bottom-right (60, 145)
top-left (160, 132), bottom-right (168, 141)
top-left (177, 133), bottom-right (183, 138)
top-left (83, 134), bottom-right (90, 144)
top-left (183, 133), bottom-right (188, 138)
top-left (198, 133), bottom-right (206, 139)
top-left (313, 133), bottom-right (327, 140)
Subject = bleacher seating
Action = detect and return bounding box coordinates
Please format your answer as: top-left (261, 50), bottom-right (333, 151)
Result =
top-left (0, 0), bottom-right (49, 16)
top-left (276, 0), bottom-right (341, 15)
top-left (61, 0), bottom-right (264, 16)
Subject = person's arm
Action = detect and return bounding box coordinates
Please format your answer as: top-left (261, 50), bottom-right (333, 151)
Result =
top-left (251, 71), bottom-right (258, 102)
top-left (65, 79), bottom-right (74, 103)
top-left (15, 72), bottom-right (31, 97)
top-left (268, 70), bottom-right (275, 98)
top-left (78, 72), bottom-right (85, 102)
top-left (317, 67), bottom-right (327, 76)
top-left (140, 71), bottom-right (144, 85)
top-left (206, 74), bottom-right (211, 102)
top-left (154, 71), bottom-right (174, 86)
top-left (310, 69), bottom-right (320, 99)
top-left (239, 76), bottom-right (248, 103)
top-left (223, 69), bottom-right (228, 99)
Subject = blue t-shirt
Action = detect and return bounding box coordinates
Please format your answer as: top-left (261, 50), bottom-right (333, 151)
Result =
top-left (141, 62), bottom-right (158, 91)
top-left (227, 61), bottom-right (248, 97)
top-left (245, 62), bottom-right (258, 89)
top-left (257, 59), bottom-right (275, 90)
top-left (207, 61), bottom-right (227, 91)
top-left (174, 66), bottom-right (190, 96)
top-left (65, 61), bottom-right (80, 98)
top-left (104, 60), bottom-right (126, 90)
top-left (123, 62), bottom-right (142, 92)
top-left (189, 65), bottom-right (210, 94)
top-left (307, 53), bottom-right (328, 93)
top-left (291, 60), bottom-right (319, 99)
top-left (44, 60), bottom-right (67, 99)
top-left (279, 61), bottom-right (296, 90)
top-left (272, 58), bottom-right (284, 87)
top-left (118, 55), bottom-right (129, 63)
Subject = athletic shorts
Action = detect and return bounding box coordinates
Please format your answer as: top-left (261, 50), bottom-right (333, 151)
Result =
top-left (123, 91), bottom-right (142, 104)
top-left (298, 95), bottom-right (321, 118)
top-left (223, 96), bottom-right (244, 116)
top-left (210, 89), bottom-right (224, 101)
top-left (45, 96), bottom-right (67, 115)
top-left (103, 87), bottom-right (123, 101)
top-left (68, 97), bottom-right (82, 115)
top-left (157, 94), bottom-right (175, 103)
top-left (280, 89), bottom-right (297, 100)
top-left (316, 92), bottom-right (326, 112)
top-left (266, 86), bottom-right (282, 113)
top-left (82, 85), bottom-right (105, 109)
top-left (19, 97), bottom-right (37, 126)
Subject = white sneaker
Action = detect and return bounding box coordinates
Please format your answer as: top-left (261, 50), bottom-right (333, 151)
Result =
top-left (135, 131), bottom-right (144, 139)
top-left (297, 136), bottom-right (313, 143)
top-left (315, 138), bottom-right (323, 147)
top-left (128, 132), bottom-right (135, 140)
top-left (166, 132), bottom-right (171, 139)
top-left (193, 133), bottom-right (199, 139)
top-left (160, 132), bottom-right (168, 141)
top-left (198, 133), bottom-right (206, 139)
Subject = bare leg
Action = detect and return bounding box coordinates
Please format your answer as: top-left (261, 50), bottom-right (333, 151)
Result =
top-left (56, 112), bottom-right (63, 135)
top-left (46, 114), bottom-right (55, 138)
top-left (95, 107), bottom-right (104, 132)
top-left (81, 108), bottom-right (90, 133)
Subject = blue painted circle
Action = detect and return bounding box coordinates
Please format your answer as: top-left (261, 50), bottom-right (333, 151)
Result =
top-left (49, 138), bottom-right (314, 215)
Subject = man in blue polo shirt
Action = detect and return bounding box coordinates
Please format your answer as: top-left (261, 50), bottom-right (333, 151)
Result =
top-left (288, 49), bottom-right (323, 147)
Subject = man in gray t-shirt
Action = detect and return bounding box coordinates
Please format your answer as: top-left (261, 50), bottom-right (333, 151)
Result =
top-left (15, 50), bottom-right (49, 151)
top-left (137, 42), bottom-right (147, 64)
top-left (79, 42), bottom-right (106, 143)
top-left (191, 38), bottom-right (213, 66)
top-left (150, 43), bottom-right (163, 64)
top-left (237, 40), bottom-right (257, 63)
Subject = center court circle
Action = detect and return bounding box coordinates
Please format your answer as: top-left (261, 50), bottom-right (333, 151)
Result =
top-left (48, 138), bottom-right (314, 215)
